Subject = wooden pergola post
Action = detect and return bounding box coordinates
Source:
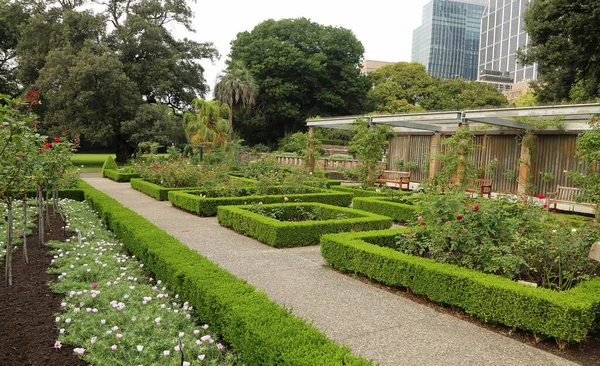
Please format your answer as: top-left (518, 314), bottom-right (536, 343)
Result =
top-left (517, 132), bottom-right (534, 196)
top-left (455, 123), bottom-right (469, 185)
top-left (429, 132), bottom-right (441, 180)
top-left (307, 127), bottom-right (316, 173)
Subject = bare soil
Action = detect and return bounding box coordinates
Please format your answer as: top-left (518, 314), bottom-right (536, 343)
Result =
top-left (0, 212), bottom-right (86, 366)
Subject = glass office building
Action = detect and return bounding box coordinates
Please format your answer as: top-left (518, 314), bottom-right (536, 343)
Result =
top-left (412, 0), bottom-right (488, 81)
top-left (478, 0), bottom-right (537, 83)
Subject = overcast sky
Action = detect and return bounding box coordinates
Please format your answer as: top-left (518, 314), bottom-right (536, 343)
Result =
top-left (175, 0), bottom-right (432, 97)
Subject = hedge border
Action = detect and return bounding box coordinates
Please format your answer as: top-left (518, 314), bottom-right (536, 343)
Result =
top-left (320, 228), bottom-right (600, 343)
top-left (103, 169), bottom-right (140, 182)
top-left (71, 180), bottom-right (373, 365)
top-left (130, 177), bottom-right (257, 201)
top-left (217, 202), bottom-right (392, 247)
top-left (329, 186), bottom-right (410, 198)
top-left (101, 156), bottom-right (118, 177)
top-left (169, 188), bottom-right (353, 217)
top-left (352, 196), bottom-right (419, 223)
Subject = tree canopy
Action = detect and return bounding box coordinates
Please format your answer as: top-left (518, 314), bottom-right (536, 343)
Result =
top-left (421, 78), bottom-right (508, 111)
top-left (228, 17), bottom-right (370, 145)
top-left (14, 0), bottom-right (217, 161)
top-left (520, 0), bottom-right (600, 102)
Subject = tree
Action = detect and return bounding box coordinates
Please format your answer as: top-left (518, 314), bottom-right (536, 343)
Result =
top-left (15, 0), bottom-right (218, 161)
top-left (520, 0), bottom-right (600, 102)
top-left (0, 0), bottom-right (30, 96)
top-left (183, 99), bottom-right (230, 154)
top-left (366, 62), bottom-right (434, 113)
top-left (214, 60), bottom-right (258, 140)
top-left (229, 18), bottom-right (370, 145)
top-left (511, 92), bottom-right (537, 107)
top-left (421, 78), bottom-right (508, 111)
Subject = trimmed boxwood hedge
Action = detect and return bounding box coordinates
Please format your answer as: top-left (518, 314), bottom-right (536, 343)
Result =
top-left (103, 168), bottom-right (139, 182)
top-left (329, 185), bottom-right (413, 198)
top-left (71, 180), bottom-right (372, 365)
top-left (130, 177), bottom-right (257, 201)
top-left (218, 202), bottom-right (392, 247)
top-left (101, 156), bottom-right (118, 177)
top-left (320, 228), bottom-right (600, 344)
top-left (352, 196), bottom-right (419, 223)
top-left (169, 187), bottom-right (353, 217)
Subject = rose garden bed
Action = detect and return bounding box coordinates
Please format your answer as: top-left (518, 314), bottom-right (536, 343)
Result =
top-left (169, 186), bottom-right (353, 216)
top-left (130, 177), bottom-right (257, 201)
top-left (217, 202), bottom-right (392, 247)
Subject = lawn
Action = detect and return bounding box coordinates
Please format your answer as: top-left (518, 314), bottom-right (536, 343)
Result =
top-left (71, 153), bottom-right (114, 172)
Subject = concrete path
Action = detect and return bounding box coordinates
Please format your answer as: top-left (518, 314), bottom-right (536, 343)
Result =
top-left (82, 173), bottom-right (576, 366)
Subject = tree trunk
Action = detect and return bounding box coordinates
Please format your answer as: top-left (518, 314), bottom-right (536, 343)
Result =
top-left (5, 197), bottom-right (13, 286)
top-left (115, 139), bottom-right (130, 164)
top-left (22, 197), bottom-right (28, 264)
top-left (38, 187), bottom-right (44, 246)
top-left (227, 104), bottom-right (233, 141)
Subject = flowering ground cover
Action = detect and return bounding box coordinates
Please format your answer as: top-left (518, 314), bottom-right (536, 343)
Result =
top-left (48, 198), bottom-right (240, 365)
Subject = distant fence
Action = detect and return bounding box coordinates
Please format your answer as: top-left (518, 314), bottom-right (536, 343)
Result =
top-left (388, 131), bottom-right (585, 195)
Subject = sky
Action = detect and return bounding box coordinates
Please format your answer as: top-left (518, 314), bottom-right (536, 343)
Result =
top-left (174, 0), bottom-right (432, 97)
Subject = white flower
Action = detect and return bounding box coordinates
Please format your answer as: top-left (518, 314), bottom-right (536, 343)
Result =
top-left (137, 345), bottom-right (143, 352)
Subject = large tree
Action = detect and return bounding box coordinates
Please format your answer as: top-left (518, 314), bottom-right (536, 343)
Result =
top-left (229, 17), bottom-right (370, 145)
top-left (421, 78), bottom-right (508, 111)
top-left (520, 0), bottom-right (600, 102)
top-left (0, 0), bottom-right (30, 96)
top-left (214, 60), bottom-right (258, 140)
top-left (15, 0), bottom-right (218, 161)
top-left (366, 62), bottom-right (434, 113)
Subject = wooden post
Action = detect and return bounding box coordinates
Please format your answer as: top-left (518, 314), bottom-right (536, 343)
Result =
top-left (518, 132), bottom-right (534, 196)
top-left (307, 127), bottom-right (315, 173)
top-left (429, 132), bottom-right (441, 180)
top-left (455, 123), bottom-right (469, 185)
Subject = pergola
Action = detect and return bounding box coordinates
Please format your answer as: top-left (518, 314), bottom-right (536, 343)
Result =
top-left (306, 104), bottom-right (600, 194)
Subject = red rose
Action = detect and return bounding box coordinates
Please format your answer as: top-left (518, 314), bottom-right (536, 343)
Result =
top-left (536, 193), bottom-right (545, 199)
top-left (473, 204), bottom-right (480, 211)
top-left (44, 141), bottom-right (52, 149)
top-left (53, 137), bottom-right (61, 143)
top-left (543, 204), bottom-right (548, 209)
top-left (420, 221), bottom-right (427, 226)
top-left (456, 215), bottom-right (463, 220)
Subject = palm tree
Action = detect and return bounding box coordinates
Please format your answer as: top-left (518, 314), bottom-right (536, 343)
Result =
top-left (214, 60), bottom-right (259, 140)
top-left (183, 99), bottom-right (230, 159)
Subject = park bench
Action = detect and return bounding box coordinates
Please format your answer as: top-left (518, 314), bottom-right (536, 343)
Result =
top-left (376, 170), bottom-right (411, 191)
top-left (546, 185), bottom-right (597, 212)
top-left (465, 179), bottom-right (493, 198)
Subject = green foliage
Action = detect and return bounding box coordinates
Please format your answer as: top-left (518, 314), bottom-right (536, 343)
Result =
top-left (103, 168), bottom-right (139, 182)
top-left (0, 0), bottom-right (29, 96)
top-left (101, 156), bottom-right (118, 178)
top-left (74, 180), bottom-right (373, 365)
top-left (329, 185), bottom-right (387, 198)
top-left (49, 199), bottom-right (238, 364)
top-left (348, 119), bottom-right (391, 187)
top-left (217, 202), bottom-right (392, 247)
top-left (520, 0), bottom-right (600, 102)
top-left (320, 228), bottom-right (600, 344)
top-left (431, 127), bottom-right (479, 189)
top-left (568, 118), bottom-right (600, 209)
top-left (130, 175), bottom-right (250, 201)
top-left (183, 99), bottom-right (230, 150)
top-left (366, 62), bottom-right (433, 113)
top-left (229, 17), bottom-right (370, 145)
top-left (132, 159), bottom-right (231, 189)
top-left (511, 92), bottom-right (537, 107)
top-left (169, 187), bottom-right (352, 217)
top-left (352, 195), bottom-right (418, 224)
top-left (420, 78), bottom-right (508, 111)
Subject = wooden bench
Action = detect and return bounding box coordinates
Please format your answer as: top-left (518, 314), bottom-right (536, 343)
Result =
top-left (447, 178), bottom-right (493, 198)
top-left (546, 186), bottom-right (597, 212)
top-left (376, 170), bottom-right (411, 191)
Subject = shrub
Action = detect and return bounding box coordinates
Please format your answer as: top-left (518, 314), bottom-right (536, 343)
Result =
top-left (320, 228), bottom-right (600, 344)
top-left (103, 168), bottom-right (139, 182)
top-left (169, 187), bottom-right (352, 216)
top-left (101, 156), bottom-right (118, 178)
top-left (352, 195), bottom-right (419, 223)
top-left (73, 180), bottom-right (373, 365)
top-left (131, 177), bottom-right (255, 201)
top-left (218, 202), bottom-right (392, 247)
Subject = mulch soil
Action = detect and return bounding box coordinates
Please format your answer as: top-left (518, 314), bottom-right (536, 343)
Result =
top-left (347, 270), bottom-right (600, 365)
top-left (0, 212), bottom-right (86, 366)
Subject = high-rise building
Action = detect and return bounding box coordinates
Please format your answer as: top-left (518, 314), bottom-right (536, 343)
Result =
top-left (478, 0), bottom-right (537, 84)
top-left (412, 0), bottom-right (488, 81)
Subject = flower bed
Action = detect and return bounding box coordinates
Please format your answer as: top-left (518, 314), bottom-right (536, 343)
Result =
top-left (130, 177), bottom-right (257, 201)
top-left (352, 195), bottom-right (420, 223)
top-left (0, 201), bottom-right (36, 261)
top-left (169, 186), bottom-right (353, 217)
top-left (49, 199), bottom-right (237, 364)
top-left (74, 180), bottom-right (372, 364)
top-left (320, 228), bottom-right (600, 344)
top-left (217, 202), bottom-right (392, 247)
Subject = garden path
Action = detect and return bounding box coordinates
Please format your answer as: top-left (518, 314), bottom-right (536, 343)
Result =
top-left (82, 173), bottom-right (576, 366)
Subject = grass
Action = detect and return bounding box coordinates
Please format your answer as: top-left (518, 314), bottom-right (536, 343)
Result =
top-left (71, 153), bottom-right (115, 172)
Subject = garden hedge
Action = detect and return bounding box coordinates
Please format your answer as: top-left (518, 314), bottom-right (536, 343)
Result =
top-left (320, 228), bottom-right (600, 344)
top-left (218, 202), bottom-right (392, 247)
top-left (101, 156), bottom-right (118, 177)
top-left (103, 168), bottom-right (140, 182)
top-left (329, 186), bottom-right (398, 198)
top-left (352, 196), bottom-right (419, 223)
top-left (130, 177), bottom-right (257, 201)
top-left (169, 187), bottom-right (353, 217)
top-left (71, 180), bottom-right (372, 365)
